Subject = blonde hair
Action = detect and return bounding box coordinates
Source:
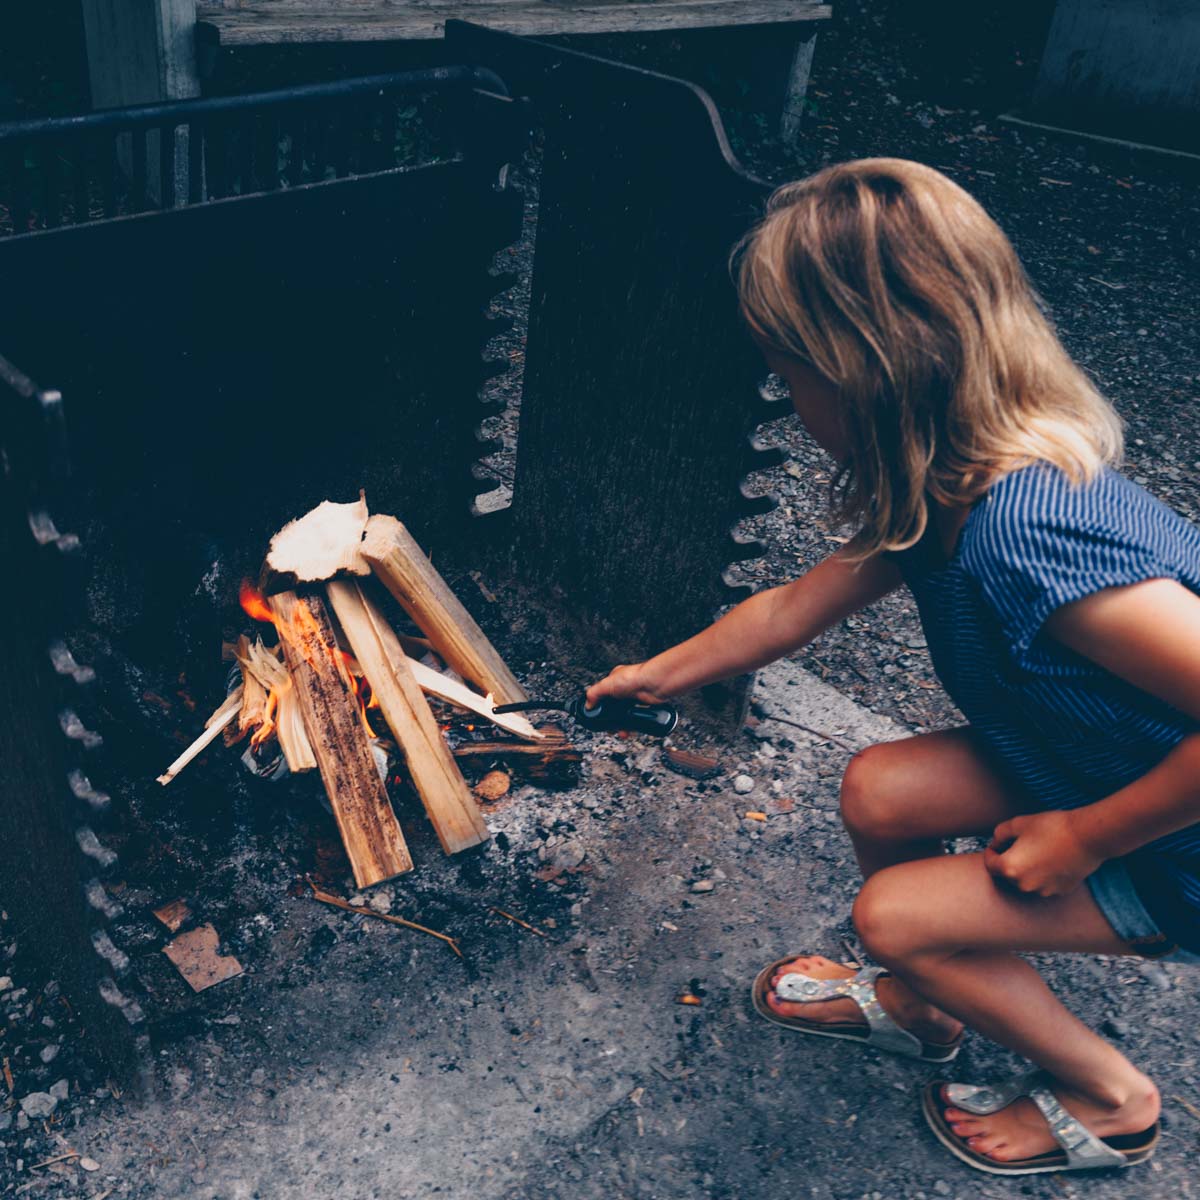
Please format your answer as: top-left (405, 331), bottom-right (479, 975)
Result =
top-left (734, 158), bottom-right (1122, 558)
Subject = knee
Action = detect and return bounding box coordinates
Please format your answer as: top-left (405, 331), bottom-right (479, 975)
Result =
top-left (852, 868), bottom-right (926, 967)
top-left (839, 744), bottom-right (913, 843)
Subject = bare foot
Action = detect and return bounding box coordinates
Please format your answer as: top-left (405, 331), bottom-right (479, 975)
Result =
top-left (941, 1075), bottom-right (1160, 1163)
top-left (765, 955), bottom-right (962, 1047)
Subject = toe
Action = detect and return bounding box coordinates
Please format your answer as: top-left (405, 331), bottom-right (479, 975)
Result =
top-left (948, 1117), bottom-right (984, 1137)
top-left (968, 1134), bottom-right (1006, 1158)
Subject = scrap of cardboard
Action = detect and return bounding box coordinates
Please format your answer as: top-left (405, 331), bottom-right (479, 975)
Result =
top-left (163, 924), bottom-right (243, 992)
top-left (152, 898), bottom-right (192, 933)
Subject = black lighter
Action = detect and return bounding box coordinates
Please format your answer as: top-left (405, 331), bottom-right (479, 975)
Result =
top-left (493, 695), bottom-right (678, 738)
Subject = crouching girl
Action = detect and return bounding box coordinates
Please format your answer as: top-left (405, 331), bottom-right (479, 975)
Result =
top-left (589, 158), bottom-right (1200, 1176)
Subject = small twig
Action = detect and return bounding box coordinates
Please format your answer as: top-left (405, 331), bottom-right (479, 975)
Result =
top-left (30, 1151), bottom-right (80, 1170)
top-left (1172, 1094), bottom-right (1200, 1123)
top-left (840, 939), bottom-right (863, 969)
top-left (157, 689), bottom-right (243, 785)
top-left (3, 1055), bottom-right (12, 1092)
top-left (490, 907), bottom-right (548, 939)
top-left (755, 710), bottom-right (857, 754)
top-left (304, 876), bottom-right (462, 958)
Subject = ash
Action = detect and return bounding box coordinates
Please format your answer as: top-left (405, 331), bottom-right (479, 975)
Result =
top-left (3, 5), bottom-right (1199, 1197)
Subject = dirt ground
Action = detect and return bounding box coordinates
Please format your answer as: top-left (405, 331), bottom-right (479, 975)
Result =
top-left (2, 4), bottom-right (1199, 1197)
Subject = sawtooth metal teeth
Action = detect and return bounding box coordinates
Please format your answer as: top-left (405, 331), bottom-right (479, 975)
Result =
top-left (49, 638), bottom-right (96, 684)
top-left (59, 708), bottom-right (103, 750)
top-left (727, 533), bottom-right (769, 563)
top-left (75, 825), bottom-right (118, 871)
top-left (91, 929), bottom-right (131, 977)
top-left (68, 768), bottom-right (112, 815)
top-left (734, 486), bottom-right (779, 519)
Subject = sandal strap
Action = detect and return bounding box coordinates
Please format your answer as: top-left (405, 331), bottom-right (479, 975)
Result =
top-left (774, 965), bottom-right (924, 1058)
top-left (1028, 1086), bottom-right (1130, 1169)
top-left (943, 1071), bottom-right (1042, 1115)
top-left (945, 1073), bottom-right (1130, 1170)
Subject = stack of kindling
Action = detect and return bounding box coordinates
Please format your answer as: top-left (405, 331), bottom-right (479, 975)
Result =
top-left (157, 495), bottom-right (549, 887)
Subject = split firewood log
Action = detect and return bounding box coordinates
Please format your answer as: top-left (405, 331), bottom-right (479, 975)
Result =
top-left (327, 579), bottom-right (489, 855)
top-left (269, 590), bottom-right (413, 886)
top-left (361, 514), bottom-right (527, 706)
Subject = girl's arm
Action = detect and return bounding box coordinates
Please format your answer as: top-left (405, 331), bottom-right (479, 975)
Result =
top-left (587, 550), bottom-right (903, 704)
top-left (985, 578), bottom-right (1200, 896)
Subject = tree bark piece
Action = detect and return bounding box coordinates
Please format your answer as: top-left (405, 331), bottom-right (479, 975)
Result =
top-left (361, 514), bottom-right (527, 706)
top-left (453, 731), bottom-right (582, 784)
top-left (326, 579), bottom-right (489, 855)
top-left (268, 590), bottom-right (412, 886)
top-left (263, 494), bottom-right (371, 591)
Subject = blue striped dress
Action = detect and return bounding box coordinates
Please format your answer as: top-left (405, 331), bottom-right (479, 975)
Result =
top-left (890, 463), bottom-right (1200, 950)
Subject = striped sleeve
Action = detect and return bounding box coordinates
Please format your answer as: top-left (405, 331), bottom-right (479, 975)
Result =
top-left (965, 466), bottom-right (1178, 663)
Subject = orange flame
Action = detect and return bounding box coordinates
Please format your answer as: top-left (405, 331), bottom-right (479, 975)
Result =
top-left (340, 649), bottom-right (380, 739)
top-left (251, 681), bottom-right (284, 750)
top-left (240, 580), bottom-right (276, 625)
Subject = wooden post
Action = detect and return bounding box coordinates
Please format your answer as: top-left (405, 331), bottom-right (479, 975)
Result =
top-left (780, 31), bottom-right (819, 148)
top-left (361, 515), bottom-right (528, 706)
top-left (80, 0), bottom-right (200, 204)
top-left (269, 590), bottom-right (412, 887)
top-left (326, 580), bottom-right (490, 855)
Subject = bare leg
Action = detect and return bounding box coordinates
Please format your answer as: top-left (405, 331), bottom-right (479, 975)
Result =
top-left (838, 728), bottom-right (1023, 878)
top-left (854, 854), bottom-right (1159, 1163)
top-left (767, 729), bottom-right (1025, 1034)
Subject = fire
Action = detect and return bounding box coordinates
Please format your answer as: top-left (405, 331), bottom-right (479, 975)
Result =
top-left (240, 580), bottom-right (276, 625)
top-left (251, 680), bottom-right (285, 750)
top-left (341, 650), bottom-right (381, 739)
top-left (238, 589), bottom-right (382, 743)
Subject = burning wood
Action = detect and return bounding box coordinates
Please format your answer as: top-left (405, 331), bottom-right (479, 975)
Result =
top-left (227, 635), bottom-right (267, 746)
top-left (154, 494), bottom-right (576, 876)
top-left (269, 590), bottom-right (413, 887)
top-left (234, 633), bottom-right (316, 772)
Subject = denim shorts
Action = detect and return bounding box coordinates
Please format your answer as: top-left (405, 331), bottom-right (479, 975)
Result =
top-left (1088, 858), bottom-right (1200, 966)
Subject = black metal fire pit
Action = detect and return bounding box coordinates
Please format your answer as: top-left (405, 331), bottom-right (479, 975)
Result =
top-left (0, 25), bottom-right (782, 1080)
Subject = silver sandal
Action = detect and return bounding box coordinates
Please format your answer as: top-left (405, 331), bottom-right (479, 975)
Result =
top-left (751, 957), bottom-right (962, 1063)
top-left (922, 1071), bottom-right (1159, 1175)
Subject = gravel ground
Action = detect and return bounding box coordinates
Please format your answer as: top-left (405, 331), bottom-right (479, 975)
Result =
top-left (3, 4), bottom-right (1199, 1196)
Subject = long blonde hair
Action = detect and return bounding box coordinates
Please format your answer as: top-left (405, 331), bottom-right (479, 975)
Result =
top-left (734, 158), bottom-right (1122, 557)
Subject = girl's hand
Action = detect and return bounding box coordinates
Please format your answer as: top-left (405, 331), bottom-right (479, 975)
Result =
top-left (586, 664), bottom-right (667, 708)
top-left (983, 811), bottom-right (1102, 899)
